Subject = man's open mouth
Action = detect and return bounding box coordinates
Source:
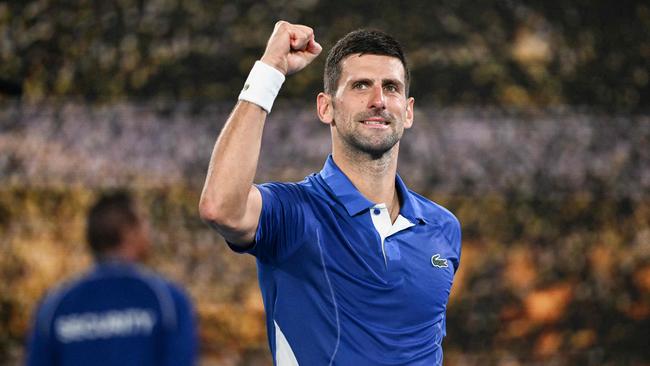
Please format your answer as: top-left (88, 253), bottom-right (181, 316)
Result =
top-left (361, 117), bottom-right (389, 125)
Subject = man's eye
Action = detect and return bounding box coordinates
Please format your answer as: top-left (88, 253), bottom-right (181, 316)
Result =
top-left (384, 84), bottom-right (398, 92)
top-left (353, 82), bottom-right (368, 90)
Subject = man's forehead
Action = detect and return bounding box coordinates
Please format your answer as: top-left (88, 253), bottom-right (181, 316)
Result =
top-left (339, 53), bottom-right (406, 81)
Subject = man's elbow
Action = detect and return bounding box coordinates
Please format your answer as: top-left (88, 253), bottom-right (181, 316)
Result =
top-left (198, 198), bottom-right (255, 247)
top-left (198, 197), bottom-right (241, 232)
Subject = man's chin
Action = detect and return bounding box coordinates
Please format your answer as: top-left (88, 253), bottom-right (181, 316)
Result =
top-left (337, 130), bottom-right (400, 158)
top-left (353, 141), bottom-right (398, 159)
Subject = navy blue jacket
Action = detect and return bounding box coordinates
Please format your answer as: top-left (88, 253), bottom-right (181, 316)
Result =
top-left (26, 260), bottom-right (197, 366)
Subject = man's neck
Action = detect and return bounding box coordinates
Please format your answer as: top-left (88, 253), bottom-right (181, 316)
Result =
top-left (98, 244), bottom-right (144, 264)
top-left (332, 145), bottom-right (400, 216)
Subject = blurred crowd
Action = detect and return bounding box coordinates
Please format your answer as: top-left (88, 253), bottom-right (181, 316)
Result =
top-left (1, 103), bottom-right (648, 196)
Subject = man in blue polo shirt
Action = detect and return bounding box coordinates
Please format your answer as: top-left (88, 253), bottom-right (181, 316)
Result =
top-left (200, 21), bottom-right (461, 365)
top-left (26, 192), bottom-right (197, 366)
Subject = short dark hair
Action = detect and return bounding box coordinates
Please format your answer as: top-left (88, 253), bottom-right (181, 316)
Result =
top-left (86, 191), bottom-right (139, 257)
top-left (324, 29), bottom-right (410, 96)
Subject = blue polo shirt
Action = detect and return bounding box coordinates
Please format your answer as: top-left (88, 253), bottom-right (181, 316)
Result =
top-left (26, 260), bottom-right (197, 366)
top-left (235, 156), bottom-right (461, 365)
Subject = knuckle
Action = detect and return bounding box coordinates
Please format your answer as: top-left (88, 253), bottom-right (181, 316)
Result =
top-left (275, 20), bottom-right (289, 29)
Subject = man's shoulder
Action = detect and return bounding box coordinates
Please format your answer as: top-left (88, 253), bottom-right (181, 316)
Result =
top-left (40, 264), bottom-right (188, 310)
top-left (36, 273), bottom-right (87, 315)
top-left (31, 271), bottom-right (95, 336)
top-left (133, 270), bottom-right (193, 327)
top-left (407, 189), bottom-right (460, 227)
top-left (156, 276), bottom-right (193, 305)
top-left (114, 264), bottom-right (192, 307)
top-left (258, 173), bottom-right (318, 189)
top-left (63, 264), bottom-right (188, 321)
top-left (257, 174), bottom-right (324, 200)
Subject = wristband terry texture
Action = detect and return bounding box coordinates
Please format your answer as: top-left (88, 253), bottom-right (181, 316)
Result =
top-left (238, 61), bottom-right (285, 113)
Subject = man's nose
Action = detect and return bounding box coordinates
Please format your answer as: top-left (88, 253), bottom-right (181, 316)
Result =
top-left (368, 84), bottom-right (386, 110)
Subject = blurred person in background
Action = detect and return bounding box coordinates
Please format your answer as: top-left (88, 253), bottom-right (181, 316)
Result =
top-left (200, 21), bottom-right (461, 365)
top-left (26, 191), bottom-right (197, 366)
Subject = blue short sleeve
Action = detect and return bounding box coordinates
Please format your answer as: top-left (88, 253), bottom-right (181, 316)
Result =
top-left (234, 182), bottom-right (309, 264)
top-left (441, 216), bottom-right (461, 338)
top-left (442, 215), bottom-right (462, 274)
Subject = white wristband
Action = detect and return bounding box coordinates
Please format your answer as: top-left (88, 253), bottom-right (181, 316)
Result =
top-left (238, 61), bottom-right (285, 113)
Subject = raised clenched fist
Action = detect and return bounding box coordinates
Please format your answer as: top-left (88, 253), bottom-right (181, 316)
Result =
top-left (260, 21), bottom-right (322, 76)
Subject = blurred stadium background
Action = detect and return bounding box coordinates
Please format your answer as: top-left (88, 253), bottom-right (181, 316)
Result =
top-left (1, 1), bottom-right (649, 365)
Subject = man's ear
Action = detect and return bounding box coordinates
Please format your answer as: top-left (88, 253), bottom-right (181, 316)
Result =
top-left (317, 92), bottom-right (334, 124)
top-left (404, 96), bottom-right (415, 129)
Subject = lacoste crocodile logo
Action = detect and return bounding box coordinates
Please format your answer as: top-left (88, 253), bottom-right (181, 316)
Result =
top-left (431, 254), bottom-right (449, 268)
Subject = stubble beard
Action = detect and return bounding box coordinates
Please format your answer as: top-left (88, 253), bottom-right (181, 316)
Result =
top-left (336, 110), bottom-right (403, 160)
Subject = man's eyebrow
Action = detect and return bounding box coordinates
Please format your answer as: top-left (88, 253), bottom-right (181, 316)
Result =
top-left (348, 78), bottom-right (373, 85)
top-left (382, 78), bottom-right (404, 87)
top-left (347, 78), bottom-right (404, 87)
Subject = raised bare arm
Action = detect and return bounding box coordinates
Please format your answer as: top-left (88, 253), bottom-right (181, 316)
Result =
top-left (198, 21), bottom-right (321, 247)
